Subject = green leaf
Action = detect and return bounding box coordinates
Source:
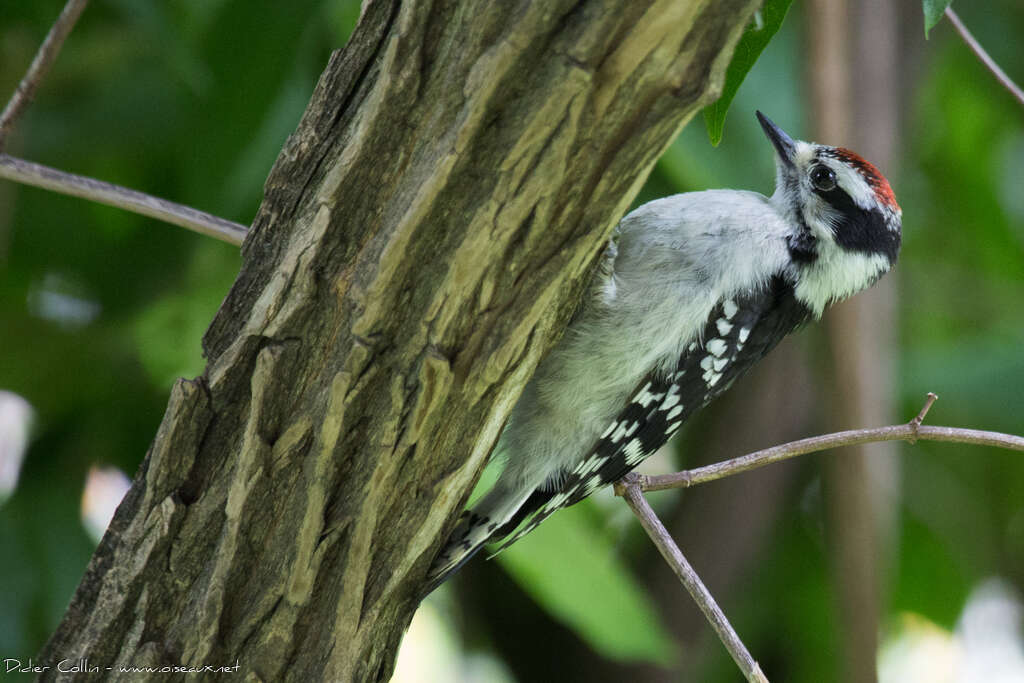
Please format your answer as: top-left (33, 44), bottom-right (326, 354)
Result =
top-left (496, 501), bottom-right (676, 665)
top-left (923, 0), bottom-right (953, 38)
top-left (702, 0), bottom-right (793, 146)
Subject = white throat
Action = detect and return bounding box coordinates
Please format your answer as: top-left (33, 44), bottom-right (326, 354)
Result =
top-left (793, 242), bottom-right (890, 316)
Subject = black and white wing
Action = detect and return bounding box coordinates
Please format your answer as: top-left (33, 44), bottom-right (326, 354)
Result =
top-left (491, 274), bottom-right (812, 552)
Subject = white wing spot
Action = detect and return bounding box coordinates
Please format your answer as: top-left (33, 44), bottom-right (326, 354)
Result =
top-left (688, 342), bottom-right (698, 352)
top-left (624, 421), bottom-right (640, 437)
top-left (634, 382), bottom-right (653, 406)
top-left (633, 382), bottom-right (665, 408)
top-left (666, 404), bottom-right (684, 420)
top-left (661, 393), bottom-right (681, 410)
top-left (716, 318), bottom-right (733, 336)
top-left (739, 327), bottom-right (751, 343)
top-left (623, 439), bottom-right (645, 464)
top-left (700, 356), bottom-right (714, 370)
top-left (723, 300), bottom-right (738, 319)
top-left (707, 338), bottom-right (727, 357)
top-left (611, 422), bottom-right (629, 443)
top-left (547, 491), bottom-right (571, 510)
top-left (600, 422), bottom-right (617, 439)
top-left (552, 493), bottom-right (577, 509)
top-left (713, 357), bottom-right (728, 372)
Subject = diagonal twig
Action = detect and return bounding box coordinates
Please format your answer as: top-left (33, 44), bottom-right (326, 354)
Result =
top-left (615, 473), bottom-right (769, 683)
top-left (944, 8), bottom-right (1024, 109)
top-left (0, 154), bottom-right (249, 245)
top-left (0, 0), bottom-right (249, 244)
top-left (0, 0), bottom-right (90, 150)
top-left (908, 391), bottom-right (938, 443)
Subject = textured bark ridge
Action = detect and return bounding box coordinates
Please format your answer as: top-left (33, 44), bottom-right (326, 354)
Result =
top-left (40, 1), bottom-right (757, 680)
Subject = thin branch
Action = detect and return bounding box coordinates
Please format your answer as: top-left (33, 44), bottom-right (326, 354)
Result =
top-left (0, 0), bottom-right (90, 150)
top-left (0, 154), bottom-right (248, 245)
top-left (908, 391), bottom-right (938, 443)
top-left (944, 7), bottom-right (1024, 109)
top-left (615, 473), bottom-right (769, 683)
top-left (635, 393), bottom-right (1024, 492)
top-left (0, 0), bottom-right (248, 245)
top-left (613, 392), bottom-right (1024, 682)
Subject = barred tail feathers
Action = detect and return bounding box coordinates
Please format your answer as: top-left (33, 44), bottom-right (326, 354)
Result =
top-left (424, 485), bottom-right (534, 592)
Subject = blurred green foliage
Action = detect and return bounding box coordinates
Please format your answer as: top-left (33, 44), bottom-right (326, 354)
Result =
top-left (497, 501), bottom-right (676, 666)
top-left (1, 1), bottom-right (1022, 681)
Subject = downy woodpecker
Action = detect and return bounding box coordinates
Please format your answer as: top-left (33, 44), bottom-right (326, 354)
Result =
top-left (426, 111), bottom-right (901, 590)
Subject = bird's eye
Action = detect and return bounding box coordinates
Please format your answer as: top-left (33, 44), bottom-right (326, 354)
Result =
top-left (810, 165), bottom-right (836, 191)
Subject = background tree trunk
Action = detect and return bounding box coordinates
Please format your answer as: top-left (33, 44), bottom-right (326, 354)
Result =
top-left (39, 1), bottom-right (758, 679)
top-left (808, 1), bottom-right (904, 681)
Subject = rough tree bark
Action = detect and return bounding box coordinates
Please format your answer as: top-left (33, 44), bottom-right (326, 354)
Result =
top-left (40, 1), bottom-right (758, 680)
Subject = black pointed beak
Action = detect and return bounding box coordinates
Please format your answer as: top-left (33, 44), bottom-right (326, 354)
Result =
top-left (756, 111), bottom-right (796, 168)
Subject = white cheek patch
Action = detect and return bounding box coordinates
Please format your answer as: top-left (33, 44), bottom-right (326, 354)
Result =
top-left (803, 196), bottom-right (841, 244)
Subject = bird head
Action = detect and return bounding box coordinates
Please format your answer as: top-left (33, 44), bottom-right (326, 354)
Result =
top-left (756, 111), bottom-right (902, 314)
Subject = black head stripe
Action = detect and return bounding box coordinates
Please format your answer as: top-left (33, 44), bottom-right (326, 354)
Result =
top-left (815, 184), bottom-right (901, 262)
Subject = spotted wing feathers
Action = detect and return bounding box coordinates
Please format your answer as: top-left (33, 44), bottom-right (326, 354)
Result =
top-left (428, 276), bottom-right (812, 588)
top-left (493, 275), bottom-right (811, 553)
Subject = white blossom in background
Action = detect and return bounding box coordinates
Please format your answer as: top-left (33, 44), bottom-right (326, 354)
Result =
top-left (878, 614), bottom-right (959, 683)
top-left (957, 579), bottom-right (1024, 683)
top-left (392, 595), bottom-right (515, 683)
top-left (879, 578), bottom-right (1024, 683)
top-left (0, 390), bottom-right (33, 504)
top-left (81, 465), bottom-right (132, 543)
top-left (26, 271), bottom-right (101, 329)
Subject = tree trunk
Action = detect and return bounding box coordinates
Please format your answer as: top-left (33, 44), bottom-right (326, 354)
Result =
top-left (40, 1), bottom-right (757, 679)
top-left (808, 1), bottom-right (903, 681)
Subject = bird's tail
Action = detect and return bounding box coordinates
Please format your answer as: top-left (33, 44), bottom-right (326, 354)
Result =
top-left (423, 485), bottom-right (537, 594)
